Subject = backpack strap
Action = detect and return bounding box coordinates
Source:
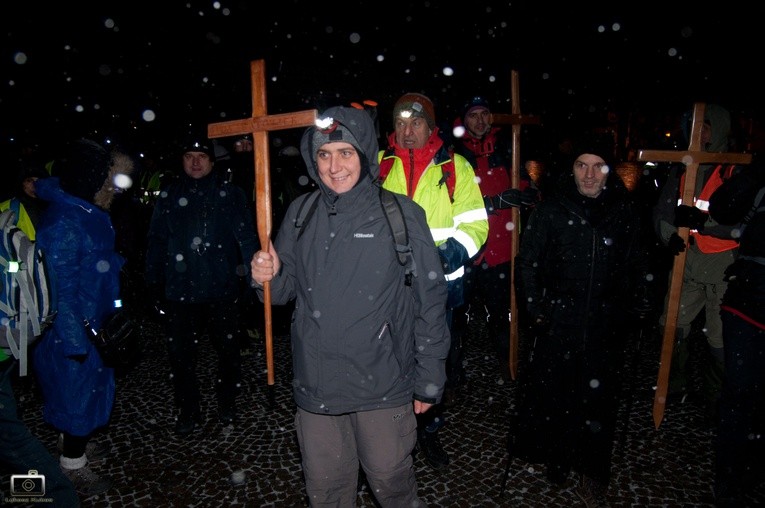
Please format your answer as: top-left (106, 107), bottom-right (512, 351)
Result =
top-left (294, 191), bottom-right (321, 241)
top-left (737, 184), bottom-right (765, 241)
top-left (379, 148), bottom-right (395, 183)
top-left (436, 151), bottom-right (456, 203)
top-left (379, 188), bottom-right (415, 286)
top-left (379, 147), bottom-right (455, 203)
top-left (9, 199), bottom-right (21, 222)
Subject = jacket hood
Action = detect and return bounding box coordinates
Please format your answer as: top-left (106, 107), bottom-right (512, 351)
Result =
top-left (681, 103), bottom-right (731, 152)
top-left (34, 176), bottom-right (92, 210)
top-left (300, 106), bottom-right (380, 192)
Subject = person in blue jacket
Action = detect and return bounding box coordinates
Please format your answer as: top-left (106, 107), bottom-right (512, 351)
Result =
top-left (250, 106), bottom-right (450, 507)
top-left (33, 138), bottom-right (133, 497)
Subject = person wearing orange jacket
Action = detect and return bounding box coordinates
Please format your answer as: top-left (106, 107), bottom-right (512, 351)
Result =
top-left (652, 103), bottom-right (742, 423)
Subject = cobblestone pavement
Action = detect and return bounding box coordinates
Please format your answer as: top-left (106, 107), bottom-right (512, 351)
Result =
top-left (3, 310), bottom-right (764, 507)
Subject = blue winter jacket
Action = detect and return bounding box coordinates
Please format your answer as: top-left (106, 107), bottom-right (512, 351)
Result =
top-left (33, 177), bottom-right (120, 435)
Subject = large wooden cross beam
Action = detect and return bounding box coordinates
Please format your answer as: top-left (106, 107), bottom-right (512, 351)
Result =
top-left (208, 59), bottom-right (317, 401)
top-left (638, 102), bottom-right (751, 429)
top-left (491, 70), bottom-right (541, 381)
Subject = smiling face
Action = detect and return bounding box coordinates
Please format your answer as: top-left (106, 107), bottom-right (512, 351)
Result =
top-left (315, 141), bottom-right (361, 194)
top-left (573, 153), bottom-right (609, 198)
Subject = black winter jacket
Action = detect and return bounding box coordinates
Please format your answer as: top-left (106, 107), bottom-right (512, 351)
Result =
top-left (708, 164), bottom-right (765, 327)
top-left (145, 171), bottom-right (258, 303)
top-left (515, 169), bottom-right (647, 352)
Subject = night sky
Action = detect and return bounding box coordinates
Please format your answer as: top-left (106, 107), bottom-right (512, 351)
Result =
top-left (3, 1), bottom-right (763, 165)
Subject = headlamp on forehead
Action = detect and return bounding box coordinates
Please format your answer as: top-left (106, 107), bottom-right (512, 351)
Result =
top-left (315, 116), bottom-right (336, 132)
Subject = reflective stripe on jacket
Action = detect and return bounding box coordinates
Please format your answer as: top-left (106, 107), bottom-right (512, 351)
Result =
top-left (679, 165), bottom-right (738, 254)
top-left (379, 139), bottom-right (488, 281)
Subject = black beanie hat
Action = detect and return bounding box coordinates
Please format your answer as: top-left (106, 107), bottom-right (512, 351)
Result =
top-left (180, 128), bottom-right (216, 161)
top-left (55, 138), bottom-right (112, 203)
top-left (462, 96), bottom-right (491, 123)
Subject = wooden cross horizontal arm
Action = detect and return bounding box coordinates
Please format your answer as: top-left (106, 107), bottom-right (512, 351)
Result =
top-left (638, 149), bottom-right (752, 165)
top-left (207, 110), bottom-right (318, 139)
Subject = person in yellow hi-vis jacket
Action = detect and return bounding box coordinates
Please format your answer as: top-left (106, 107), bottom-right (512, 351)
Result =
top-left (379, 92), bottom-right (488, 471)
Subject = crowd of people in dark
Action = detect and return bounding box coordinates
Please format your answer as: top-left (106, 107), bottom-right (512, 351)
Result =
top-left (1, 97), bottom-right (763, 508)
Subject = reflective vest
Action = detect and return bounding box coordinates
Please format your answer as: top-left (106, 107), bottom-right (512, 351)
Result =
top-left (679, 165), bottom-right (738, 254)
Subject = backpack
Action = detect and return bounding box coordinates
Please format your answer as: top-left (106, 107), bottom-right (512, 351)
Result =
top-left (294, 187), bottom-right (416, 286)
top-left (0, 209), bottom-right (57, 376)
top-left (378, 148), bottom-right (456, 203)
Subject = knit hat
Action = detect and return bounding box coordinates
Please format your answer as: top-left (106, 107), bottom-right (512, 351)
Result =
top-left (55, 138), bottom-right (113, 203)
top-left (393, 93), bottom-right (436, 129)
top-left (181, 129), bottom-right (216, 161)
top-left (311, 119), bottom-right (363, 155)
top-left (462, 96), bottom-right (491, 122)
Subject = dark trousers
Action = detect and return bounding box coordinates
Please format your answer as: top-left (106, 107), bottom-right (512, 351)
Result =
top-left (0, 359), bottom-right (80, 507)
top-left (457, 261), bottom-right (511, 371)
top-left (165, 299), bottom-right (241, 415)
top-left (511, 330), bottom-right (621, 485)
top-left (715, 310), bottom-right (765, 498)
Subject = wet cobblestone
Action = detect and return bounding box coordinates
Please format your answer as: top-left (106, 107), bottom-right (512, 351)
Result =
top-left (3, 314), bottom-right (764, 507)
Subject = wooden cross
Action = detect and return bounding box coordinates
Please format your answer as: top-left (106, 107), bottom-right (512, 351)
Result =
top-left (208, 59), bottom-right (317, 399)
top-left (491, 70), bottom-right (541, 381)
top-left (638, 102), bottom-right (751, 429)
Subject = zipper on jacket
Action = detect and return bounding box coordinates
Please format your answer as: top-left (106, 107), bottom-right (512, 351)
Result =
top-left (377, 322), bottom-right (390, 341)
top-left (408, 150), bottom-right (415, 199)
top-left (583, 233), bottom-right (597, 350)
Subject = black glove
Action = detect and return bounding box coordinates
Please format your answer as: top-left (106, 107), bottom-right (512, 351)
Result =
top-left (520, 187), bottom-right (539, 206)
top-left (68, 354), bottom-right (87, 364)
top-left (674, 205), bottom-right (706, 231)
top-left (668, 232), bottom-right (686, 256)
top-left (486, 187), bottom-right (540, 212)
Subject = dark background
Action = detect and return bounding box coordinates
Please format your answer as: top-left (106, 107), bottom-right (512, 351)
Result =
top-left (3, 1), bottom-right (763, 165)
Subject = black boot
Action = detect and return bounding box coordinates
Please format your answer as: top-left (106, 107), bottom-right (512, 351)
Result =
top-left (417, 428), bottom-right (450, 471)
top-left (703, 346), bottom-right (724, 427)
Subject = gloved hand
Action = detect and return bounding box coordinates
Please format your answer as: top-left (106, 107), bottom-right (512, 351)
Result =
top-left (668, 232), bottom-right (686, 256)
top-left (486, 187), bottom-right (540, 212)
top-left (519, 187), bottom-right (540, 206)
top-left (68, 354), bottom-right (88, 364)
top-left (674, 205), bottom-right (706, 231)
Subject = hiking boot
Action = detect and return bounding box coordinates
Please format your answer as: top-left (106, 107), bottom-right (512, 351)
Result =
top-left (60, 455), bottom-right (112, 497)
top-left (575, 474), bottom-right (610, 508)
top-left (57, 434), bottom-right (110, 462)
top-left (62, 465), bottom-right (112, 497)
top-left (175, 410), bottom-right (200, 436)
top-left (417, 429), bottom-right (449, 471)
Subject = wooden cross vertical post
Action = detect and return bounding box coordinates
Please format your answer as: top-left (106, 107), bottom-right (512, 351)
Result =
top-left (638, 102), bottom-right (751, 429)
top-left (208, 60), bottom-right (317, 403)
top-left (491, 70), bottom-right (541, 380)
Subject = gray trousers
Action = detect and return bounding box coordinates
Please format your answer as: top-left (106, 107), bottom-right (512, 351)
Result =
top-left (295, 404), bottom-right (422, 507)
